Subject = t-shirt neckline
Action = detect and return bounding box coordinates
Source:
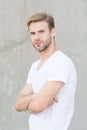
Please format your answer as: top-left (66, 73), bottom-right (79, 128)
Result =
top-left (36, 50), bottom-right (61, 71)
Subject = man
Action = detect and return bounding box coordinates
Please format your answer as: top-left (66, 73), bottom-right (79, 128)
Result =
top-left (15, 12), bottom-right (77, 130)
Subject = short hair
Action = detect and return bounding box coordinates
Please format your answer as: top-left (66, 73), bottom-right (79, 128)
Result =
top-left (27, 12), bottom-right (55, 30)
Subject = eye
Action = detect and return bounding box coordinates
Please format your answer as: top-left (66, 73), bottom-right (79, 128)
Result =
top-left (30, 32), bottom-right (35, 36)
top-left (39, 30), bottom-right (45, 33)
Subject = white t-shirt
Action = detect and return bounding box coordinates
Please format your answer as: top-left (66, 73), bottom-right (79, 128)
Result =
top-left (26, 50), bottom-right (77, 130)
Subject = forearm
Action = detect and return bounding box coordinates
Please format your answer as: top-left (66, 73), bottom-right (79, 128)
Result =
top-left (28, 96), bottom-right (58, 114)
top-left (28, 100), bottom-right (43, 114)
top-left (28, 94), bottom-right (41, 114)
top-left (15, 94), bottom-right (34, 112)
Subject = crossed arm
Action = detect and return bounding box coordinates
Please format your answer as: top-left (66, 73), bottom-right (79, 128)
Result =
top-left (14, 81), bottom-right (64, 114)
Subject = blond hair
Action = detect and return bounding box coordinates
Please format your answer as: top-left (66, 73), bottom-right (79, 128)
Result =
top-left (27, 12), bottom-right (55, 30)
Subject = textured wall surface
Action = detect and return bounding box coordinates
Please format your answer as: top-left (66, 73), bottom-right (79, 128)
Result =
top-left (0, 0), bottom-right (87, 130)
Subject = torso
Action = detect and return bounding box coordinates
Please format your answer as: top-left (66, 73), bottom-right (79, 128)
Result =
top-left (27, 50), bottom-right (77, 130)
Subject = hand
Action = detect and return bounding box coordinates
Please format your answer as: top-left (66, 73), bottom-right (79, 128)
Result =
top-left (53, 97), bottom-right (58, 102)
top-left (49, 97), bottom-right (58, 106)
top-left (27, 93), bottom-right (38, 112)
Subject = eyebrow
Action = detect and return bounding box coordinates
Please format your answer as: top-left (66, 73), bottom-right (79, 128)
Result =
top-left (30, 29), bottom-right (45, 34)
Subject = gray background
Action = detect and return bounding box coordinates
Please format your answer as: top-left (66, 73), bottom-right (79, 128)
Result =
top-left (0, 0), bottom-right (87, 130)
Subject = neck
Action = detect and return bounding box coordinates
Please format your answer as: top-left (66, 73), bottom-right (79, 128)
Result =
top-left (39, 42), bottom-right (58, 62)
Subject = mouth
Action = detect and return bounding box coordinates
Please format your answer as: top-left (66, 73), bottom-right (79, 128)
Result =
top-left (34, 41), bottom-right (42, 46)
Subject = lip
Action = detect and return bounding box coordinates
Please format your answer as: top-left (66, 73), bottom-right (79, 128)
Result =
top-left (34, 41), bottom-right (42, 46)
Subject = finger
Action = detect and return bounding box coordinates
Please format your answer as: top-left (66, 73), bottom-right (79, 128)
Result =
top-left (53, 97), bottom-right (58, 102)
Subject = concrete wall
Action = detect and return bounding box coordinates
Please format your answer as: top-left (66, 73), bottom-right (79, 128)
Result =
top-left (0, 0), bottom-right (87, 130)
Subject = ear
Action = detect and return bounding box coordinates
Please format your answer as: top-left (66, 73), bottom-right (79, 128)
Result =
top-left (51, 28), bottom-right (55, 37)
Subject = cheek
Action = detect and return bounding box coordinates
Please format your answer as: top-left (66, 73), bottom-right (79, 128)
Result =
top-left (30, 36), bottom-right (34, 42)
top-left (43, 33), bottom-right (51, 39)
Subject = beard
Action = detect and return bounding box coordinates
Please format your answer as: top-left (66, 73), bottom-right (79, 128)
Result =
top-left (33, 37), bottom-right (52, 52)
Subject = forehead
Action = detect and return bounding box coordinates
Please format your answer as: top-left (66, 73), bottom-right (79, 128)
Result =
top-left (29, 21), bottom-right (49, 32)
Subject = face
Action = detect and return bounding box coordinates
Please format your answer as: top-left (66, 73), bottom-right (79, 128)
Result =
top-left (29, 21), bottom-right (55, 52)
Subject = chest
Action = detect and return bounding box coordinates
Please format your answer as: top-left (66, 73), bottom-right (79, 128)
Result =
top-left (31, 65), bottom-right (48, 93)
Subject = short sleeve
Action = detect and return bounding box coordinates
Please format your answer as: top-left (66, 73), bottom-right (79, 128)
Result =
top-left (47, 59), bottom-right (71, 84)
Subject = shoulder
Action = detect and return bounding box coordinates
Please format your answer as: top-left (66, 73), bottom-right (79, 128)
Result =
top-left (48, 50), bottom-right (76, 75)
top-left (57, 51), bottom-right (77, 75)
top-left (31, 59), bottom-right (40, 68)
top-left (56, 51), bottom-right (72, 61)
top-left (51, 50), bottom-right (73, 66)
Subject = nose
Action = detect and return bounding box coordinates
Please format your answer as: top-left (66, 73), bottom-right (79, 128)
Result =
top-left (34, 33), bottom-right (40, 40)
